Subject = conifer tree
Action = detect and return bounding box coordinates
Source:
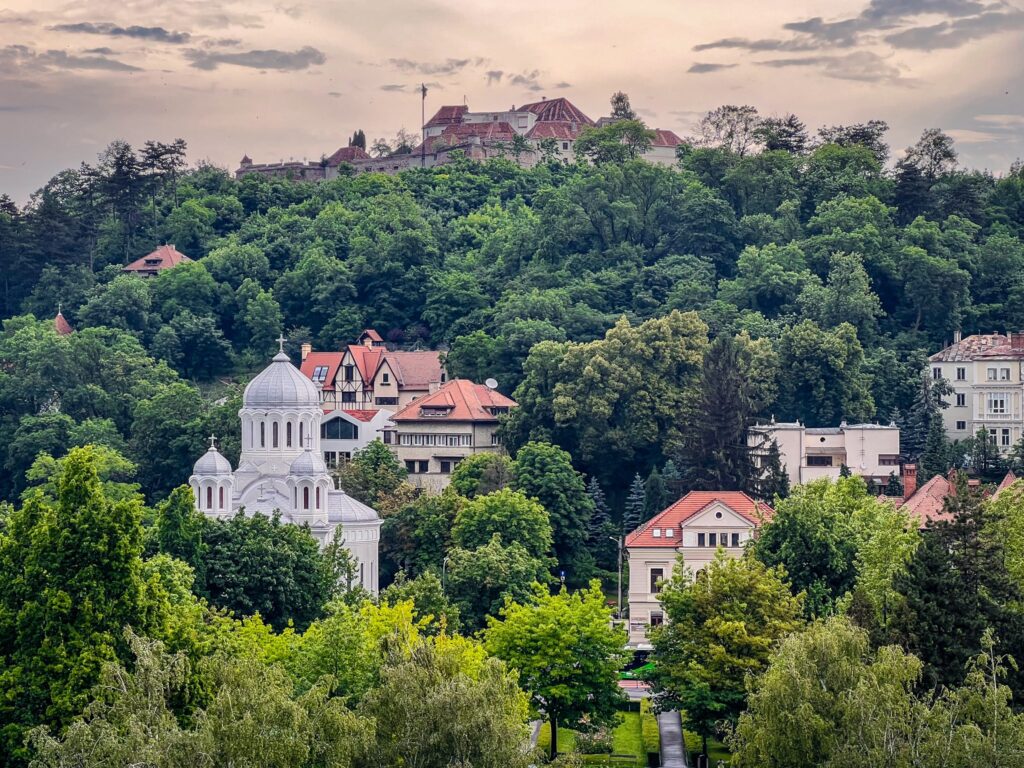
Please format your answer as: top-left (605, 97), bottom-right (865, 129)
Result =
top-left (585, 476), bottom-right (617, 571)
top-left (644, 468), bottom-right (667, 521)
top-left (901, 375), bottom-right (951, 462)
top-left (755, 439), bottom-right (789, 501)
top-left (623, 474), bottom-right (646, 535)
top-left (884, 471), bottom-right (903, 497)
top-left (920, 418), bottom-right (951, 481)
top-left (661, 459), bottom-right (684, 503)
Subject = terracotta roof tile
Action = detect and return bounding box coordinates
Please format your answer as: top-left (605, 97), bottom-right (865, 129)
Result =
top-left (123, 244), bottom-right (191, 273)
top-left (325, 146), bottom-right (371, 165)
top-left (930, 334), bottom-right (1024, 362)
top-left (384, 351), bottom-right (444, 389)
top-left (526, 121), bottom-right (585, 140)
top-left (341, 409), bottom-right (381, 422)
top-left (900, 474), bottom-right (956, 527)
top-left (518, 97), bottom-right (593, 125)
top-left (359, 329), bottom-right (384, 343)
top-left (425, 105), bottom-right (468, 128)
top-left (626, 491), bottom-right (772, 547)
top-left (995, 471), bottom-right (1019, 498)
top-left (440, 122), bottom-right (517, 142)
top-left (391, 379), bottom-right (516, 422)
top-left (300, 352), bottom-right (344, 391)
top-left (54, 311), bottom-right (73, 336)
top-left (651, 129), bottom-right (684, 147)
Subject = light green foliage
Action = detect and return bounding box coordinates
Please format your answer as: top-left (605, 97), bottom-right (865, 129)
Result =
top-left (380, 570), bottom-right (460, 633)
top-left (649, 551), bottom-right (803, 754)
top-left (452, 487), bottom-right (553, 559)
top-left (484, 581), bottom-right (627, 759)
top-left (574, 120), bottom-right (656, 164)
top-left (448, 452), bottom-right (512, 499)
top-left (335, 440), bottom-right (407, 508)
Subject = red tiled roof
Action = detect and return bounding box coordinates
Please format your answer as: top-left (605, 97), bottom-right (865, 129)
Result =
top-left (996, 471), bottom-right (1019, 498)
top-left (930, 334), bottom-right (1024, 362)
top-left (391, 379), bottom-right (517, 422)
top-left (359, 329), bottom-right (384, 343)
top-left (341, 409), bottom-right (381, 422)
top-left (518, 97), bottom-right (593, 125)
top-left (54, 311), bottom-right (73, 336)
top-left (441, 122), bottom-right (517, 141)
top-left (123, 244), bottom-right (191, 273)
top-left (425, 105), bottom-right (468, 128)
top-left (526, 122), bottom-right (585, 140)
top-left (385, 351), bottom-right (444, 389)
top-left (651, 129), bottom-right (684, 147)
top-left (626, 491), bottom-right (771, 547)
top-left (347, 344), bottom-right (384, 383)
top-left (300, 352), bottom-right (344, 391)
top-left (900, 474), bottom-right (956, 527)
top-left (325, 146), bottom-right (371, 165)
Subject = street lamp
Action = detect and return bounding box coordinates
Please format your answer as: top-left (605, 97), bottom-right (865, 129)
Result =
top-left (441, 555), bottom-right (451, 590)
top-left (608, 536), bottom-right (623, 619)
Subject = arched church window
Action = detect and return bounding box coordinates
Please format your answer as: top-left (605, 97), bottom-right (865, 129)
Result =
top-left (219, 487), bottom-right (225, 509)
top-left (286, 422), bottom-right (293, 447)
top-left (260, 421), bottom-right (265, 448)
top-left (206, 486), bottom-right (212, 510)
top-left (316, 486), bottom-right (321, 508)
top-left (303, 486), bottom-right (310, 510)
top-left (299, 422), bottom-right (304, 447)
top-left (273, 422), bottom-right (279, 448)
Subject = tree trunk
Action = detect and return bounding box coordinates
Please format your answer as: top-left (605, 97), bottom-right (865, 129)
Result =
top-left (550, 717), bottom-right (558, 760)
top-left (702, 732), bottom-right (708, 759)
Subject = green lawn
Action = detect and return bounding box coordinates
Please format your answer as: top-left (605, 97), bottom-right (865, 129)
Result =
top-left (536, 712), bottom-right (647, 765)
top-left (684, 731), bottom-right (731, 766)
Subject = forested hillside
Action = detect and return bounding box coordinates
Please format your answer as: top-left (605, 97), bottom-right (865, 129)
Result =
top-left (2, 119), bottom-right (1024, 504)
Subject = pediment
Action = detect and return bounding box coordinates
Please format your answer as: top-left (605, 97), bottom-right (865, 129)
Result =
top-left (685, 501), bottom-right (753, 529)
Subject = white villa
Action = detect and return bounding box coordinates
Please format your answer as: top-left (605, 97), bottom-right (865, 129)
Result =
top-left (189, 342), bottom-right (382, 594)
top-left (624, 491), bottom-right (771, 647)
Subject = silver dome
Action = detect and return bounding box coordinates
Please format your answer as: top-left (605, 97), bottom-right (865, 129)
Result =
top-left (193, 446), bottom-right (233, 476)
top-left (243, 351), bottom-right (320, 409)
top-left (289, 447), bottom-right (329, 477)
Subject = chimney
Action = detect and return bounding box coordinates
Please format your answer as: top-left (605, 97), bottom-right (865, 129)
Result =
top-left (954, 329), bottom-right (962, 344)
top-left (902, 463), bottom-right (917, 501)
top-left (1012, 331), bottom-right (1024, 351)
top-left (300, 342), bottom-right (311, 362)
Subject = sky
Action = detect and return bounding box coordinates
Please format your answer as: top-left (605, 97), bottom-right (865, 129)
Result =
top-left (1, 0), bottom-right (1023, 202)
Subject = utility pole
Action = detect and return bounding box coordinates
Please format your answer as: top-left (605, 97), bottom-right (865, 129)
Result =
top-left (420, 82), bottom-right (427, 167)
top-left (609, 535), bottom-right (624, 619)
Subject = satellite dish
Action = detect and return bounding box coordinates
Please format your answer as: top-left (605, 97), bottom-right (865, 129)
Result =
top-left (485, 378), bottom-right (498, 390)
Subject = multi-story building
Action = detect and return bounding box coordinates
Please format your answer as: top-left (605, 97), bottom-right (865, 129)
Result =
top-left (383, 379), bottom-right (517, 492)
top-left (624, 491), bottom-right (772, 647)
top-left (929, 332), bottom-right (1024, 451)
top-left (299, 330), bottom-right (446, 413)
top-left (319, 408), bottom-right (393, 469)
top-left (750, 421), bottom-right (901, 491)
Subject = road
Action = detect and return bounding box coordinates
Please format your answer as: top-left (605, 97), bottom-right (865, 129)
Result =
top-left (657, 710), bottom-right (688, 768)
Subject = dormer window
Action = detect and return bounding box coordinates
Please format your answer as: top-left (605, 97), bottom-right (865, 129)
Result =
top-left (652, 528), bottom-right (661, 538)
top-left (311, 366), bottom-right (329, 383)
top-left (665, 528), bottom-right (674, 538)
top-left (487, 406), bottom-right (510, 416)
top-left (420, 406), bottom-right (452, 417)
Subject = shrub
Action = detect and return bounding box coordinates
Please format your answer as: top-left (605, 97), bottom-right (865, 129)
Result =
top-left (576, 727), bottom-right (614, 755)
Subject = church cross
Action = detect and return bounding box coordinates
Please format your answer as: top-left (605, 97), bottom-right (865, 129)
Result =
top-left (208, 434), bottom-right (217, 449)
top-left (304, 435), bottom-right (313, 450)
top-left (276, 335), bottom-right (287, 353)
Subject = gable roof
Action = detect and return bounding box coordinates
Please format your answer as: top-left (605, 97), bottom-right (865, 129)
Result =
top-left (518, 97), bottom-right (593, 125)
top-left (626, 491), bottom-right (771, 547)
top-left (300, 352), bottom-right (344, 391)
top-left (54, 311), bottom-right (73, 336)
top-left (901, 473), bottom-right (956, 526)
top-left (526, 121), bottom-right (585, 140)
top-left (342, 409), bottom-right (382, 423)
top-left (996, 471), bottom-right (1019, 498)
top-left (359, 328), bottom-right (384, 343)
top-left (439, 122), bottom-right (517, 143)
top-left (391, 379), bottom-right (517, 422)
top-left (384, 350), bottom-right (444, 389)
top-left (651, 129), bottom-right (684, 147)
top-left (930, 333), bottom-right (1024, 362)
top-left (346, 344), bottom-right (385, 383)
top-left (425, 105), bottom-right (468, 128)
top-left (325, 146), bottom-right (371, 165)
top-left (123, 244), bottom-right (191, 273)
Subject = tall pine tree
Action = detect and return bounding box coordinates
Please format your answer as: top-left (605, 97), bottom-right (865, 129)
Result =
top-left (644, 468), bottom-right (668, 521)
top-left (623, 474), bottom-right (646, 535)
top-left (585, 477), bottom-right (618, 571)
top-left (920, 418), bottom-right (951, 482)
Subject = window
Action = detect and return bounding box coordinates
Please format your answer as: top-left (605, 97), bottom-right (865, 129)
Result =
top-left (665, 528), bottom-right (674, 538)
top-left (382, 372), bottom-right (390, 384)
top-left (697, 532), bottom-right (706, 547)
top-left (272, 422), bottom-right (279, 448)
top-left (341, 391), bottom-right (356, 404)
top-left (956, 367), bottom-right (966, 381)
top-left (286, 422), bottom-right (292, 447)
top-left (1000, 367), bottom-right (1011, 381)
top-left (303, 487), bottom-right (310, 509)
top-left (206, 486), bottom-right (212, 510)
top-left (316, 487), bottom-right (321, 507)
top-left (311, 365), bottom-right (329, 383)
top-left (708, 532), bottom-right (717, 547)
top-left (219, 487), bottom-right (225, 508)
top-left (344, 365), bottom-right (354, 382)
top-left (879, 455), bottom-right (900, 466)
top-left (988, 392), bottom-right (1008, 415)
top-left (957, 421), bottom-right (967, 431)
top-left (650, 611), bottom-right (664, 627)
top-left (988, 368), bottom-right (998, 381)
top-left (562, 141), bottom-right (569, 150)
top-left (650, 568), bottom-right (664, 594)
top-left (932, 367), bottom-right (942, 379)
top-left (731, 532), bottom-right (741, 547)
top-left (375, 397), bottom-right (399, 405)
top-left (420, 406), bottom-right (452, 417)
top-left (807, 456), bottom-right (833, 467)
top-left (324, 451), bottom-right (337, 469)
top-left (383, 431), bottom-right (393, 444)
top-left (652, 528), bottom-right (661, 538)
top-left (440, 459), bottom-right (460, 474)
top-left (322, 419), bottom-right (358, 441)
top-left (260, 422), bottom-right (265, 448)
top-left (418, 460), bottom-right (428, 473)
top-left (300, 422), bottom-right (304, 446)
top-left (405, 460), bottom-right (418, 473)
top-left (1002, 429), bottom-right (1012, 447)
top-left (956, 393), bottom-right (966, 407)
top-left (491, 433), bottom-right (500, 446)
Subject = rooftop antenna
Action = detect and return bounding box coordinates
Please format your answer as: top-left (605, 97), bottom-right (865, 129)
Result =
top-left (485, 378), bottom-right (498, 390)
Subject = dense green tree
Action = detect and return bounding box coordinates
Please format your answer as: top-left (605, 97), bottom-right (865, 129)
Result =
top-left (380, 570), bottom-right (460, 633)
top-left (753, 114), bottom-right (809, 154)
top-left (574, 120), bottom-right (655, 164)
top-left (335, 440), bottom-right (408, 508)
top-left (448, 452), bottom-right (512, 499)
top-left (452, 488), bottom-right (553, 560)
top-left (649, 552), bottom-right (803, 758)
top-left (623, 473), bottom-right (646, 534)
top-left (484, 582), bottom-right (627, 760)
top-left (379, 491), bottom-right (458, 582)
top-left (919, 418), bottom-right (951, 481)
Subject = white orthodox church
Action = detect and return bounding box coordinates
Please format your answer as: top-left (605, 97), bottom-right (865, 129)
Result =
top-left (189, 343), bottom-right (381, 594)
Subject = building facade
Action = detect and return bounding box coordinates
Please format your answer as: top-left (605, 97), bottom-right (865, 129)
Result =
top-left (624, 491), bottom-right (771, 647)
top-left (384, 379), bottom-right (517, 492)
top-left (750, 421), bottom-right (901, 491)
top-left (320, 408), bottom-right (393, 469)
top-left (929, 332), bottom-right (1024, 452)
top-left (188, 345), bottom-right (382, 594)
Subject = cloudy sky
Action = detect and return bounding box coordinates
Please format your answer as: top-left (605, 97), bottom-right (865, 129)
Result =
top-left (1, 0), bottom-right (1022, 201)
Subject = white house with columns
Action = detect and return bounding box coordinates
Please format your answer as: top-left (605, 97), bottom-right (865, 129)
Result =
top-left (189, 341), bottom-right (382, 594)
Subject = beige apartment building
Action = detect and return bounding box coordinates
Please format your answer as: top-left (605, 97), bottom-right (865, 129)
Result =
top-left (624, 491), bottom-right (771, 647)
top-left (750, 421), bottom-right (901, 491)
top-left (383, 379), bottom-right (517, 492)
top-left (929, 332), bottom-right (1024, 451)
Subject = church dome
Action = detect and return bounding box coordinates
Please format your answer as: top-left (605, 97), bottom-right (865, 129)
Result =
top-left (193, 445), bottom-right (233, 476)
top-left (243, 350), bottom-right (320, 409)
top-left (289, 446), bottom-right (329, 477)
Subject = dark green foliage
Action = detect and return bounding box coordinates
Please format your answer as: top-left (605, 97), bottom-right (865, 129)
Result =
top-left (644, 468), bottom-right (667, 521)
top-left (623, 474), bottom-right (645, 535)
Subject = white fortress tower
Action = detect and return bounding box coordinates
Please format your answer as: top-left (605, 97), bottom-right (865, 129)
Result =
top-left (190, 339), bottom-right (381, 593)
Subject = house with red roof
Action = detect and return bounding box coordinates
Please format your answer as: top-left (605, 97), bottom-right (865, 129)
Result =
top-left (299, 330), bottom-right (447, 413)
top-left (123, 244), bottom-right (192, 278)
top-left (624, 491), bottom-right (772, 646)
top-left (383, 379), bottom-right (517, 491)
top-left (930, 331), bottom-right (1024, 453)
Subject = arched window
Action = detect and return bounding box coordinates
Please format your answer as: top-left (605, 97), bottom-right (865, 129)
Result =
top-left (250, 421), bottom-right (254, 448)
top-left (299, 422), bottom-right (304, 447)
top-left (316, 486), bottom-right (321, 508)
top-left (303, 486), bottom-right (310, 510)
top-left (286, 422), bottom-right (293, 447)
top-left (219, 487), bottom-right (225, 509)
top-left (206, 486), bottom-right (212, 510)
top-left (272, 422), bottom-right (279, 448)
top-left (260, 421), bottom-right (265, 448)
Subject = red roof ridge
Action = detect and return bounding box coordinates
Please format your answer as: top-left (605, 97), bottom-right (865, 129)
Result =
top-left (123, 244), bottom-right (192, 273)
top-left (625, 491), bottom-right (771, 547)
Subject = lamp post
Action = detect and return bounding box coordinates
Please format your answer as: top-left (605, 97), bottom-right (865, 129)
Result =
top-left (608, 536), bottom-right (623, 619)
top-left (441, 555), bottom-right (451, 590)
